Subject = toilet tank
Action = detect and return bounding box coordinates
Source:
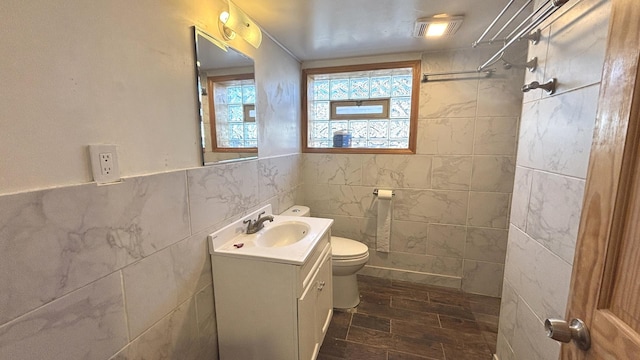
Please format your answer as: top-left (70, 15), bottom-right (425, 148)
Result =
top-left (281, 205), bottom-right (310, 217)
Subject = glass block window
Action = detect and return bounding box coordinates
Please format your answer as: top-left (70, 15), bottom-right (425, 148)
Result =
top-left (207, 75), bottom-right (257, 150)
top-left (303, 61), bottom-right (420, 153)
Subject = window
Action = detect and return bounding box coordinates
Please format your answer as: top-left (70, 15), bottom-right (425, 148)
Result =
top-left (302, 61), bottom-right (420, 153)
top-left (207, 74), bottom-right (257, 152)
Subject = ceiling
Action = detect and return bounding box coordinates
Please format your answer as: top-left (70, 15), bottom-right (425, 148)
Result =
top-left (197, 32), bottom-right (254, 71)
top-left (232, 0), bottom-right (531, 61)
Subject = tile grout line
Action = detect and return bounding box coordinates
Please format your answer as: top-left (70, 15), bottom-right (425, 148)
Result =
top-left (120, 270), bottom-right (132, 343)
top-left (345, 310), bottom-right (354, 341)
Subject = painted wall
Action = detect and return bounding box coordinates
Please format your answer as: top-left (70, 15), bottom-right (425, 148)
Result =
top-left (301, 45), bottom-right (525, 297)
top-left (496, 0), bottom-right (612, 359)
top-left (0, 0), bottom-right (300, 195)
top-left (0, 0), bottom-right (302, 358)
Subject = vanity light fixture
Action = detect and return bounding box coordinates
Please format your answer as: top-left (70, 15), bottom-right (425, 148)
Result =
top-left (413, 14), bottom-right (464, 38)
top-left (219, 1), bottom-right (262, 48)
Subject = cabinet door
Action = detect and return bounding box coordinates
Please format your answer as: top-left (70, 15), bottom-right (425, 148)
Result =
top-left (315, 251), bottom-right (333, 341)
top-left (298, 275), bottom-right (318, 360)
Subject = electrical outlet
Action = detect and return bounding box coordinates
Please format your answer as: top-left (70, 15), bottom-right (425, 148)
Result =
top-left (89, 145), bottom-right (120, 184)
top-left (100, 152), bottom-right (113, 175)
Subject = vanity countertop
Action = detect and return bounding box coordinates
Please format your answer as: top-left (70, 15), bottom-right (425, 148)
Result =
top-left (208, 205), bottom-right (333, 265)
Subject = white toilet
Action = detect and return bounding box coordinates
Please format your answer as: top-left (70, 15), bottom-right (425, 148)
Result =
top-left (282, 205), bottom-right (369, 309)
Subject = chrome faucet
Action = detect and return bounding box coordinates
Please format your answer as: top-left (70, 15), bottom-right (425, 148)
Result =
top-left (243, 211), bottom-right (274, 234)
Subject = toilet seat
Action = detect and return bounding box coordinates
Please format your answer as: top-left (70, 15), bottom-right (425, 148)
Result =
top-left (331, 236), bottom-right (369, 260)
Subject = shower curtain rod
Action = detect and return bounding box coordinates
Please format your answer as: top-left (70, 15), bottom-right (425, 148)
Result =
top-left (421, 69), bottom-right (495, 83)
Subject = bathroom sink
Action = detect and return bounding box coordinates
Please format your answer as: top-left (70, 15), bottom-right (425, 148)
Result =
top-left (255, 221), bottom-right (311, 247)
top-left (208, 205), bottom-right (333, 265)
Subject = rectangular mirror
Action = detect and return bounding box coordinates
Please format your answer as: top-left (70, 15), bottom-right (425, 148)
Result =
top-left (193, 27), bottom-right (258, 165)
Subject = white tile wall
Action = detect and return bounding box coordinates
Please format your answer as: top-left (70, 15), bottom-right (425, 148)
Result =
top-left (303, 46), bottom-right (526, 296)
top-left (504, 226), bottom-right (572, 322)
top-left (509, 166), bottom-right (534, 230)
top-left (517, 85), bottom-right (600, 178)
top-left (187, 161), bottom-right (260, 233)
top-left (0, 172), bottom-right (190, 325)
top-left (362, 155), bottom-right (433, 188)
top-left (497, 0), bottom-right (612, 359)
top-left (526, 171), bottom-right (586, 264)
top-left (112, 298), bottom-right (200, 359)
top-left (461, 260), bottom-right (504, 296)
top-left (123, 246), bottom-right (182, 338)
top-left (477, 77), bottom-right (526, 117)
top-left (416, 118), bottom-right (475, 155)
top-left (390, 220), bottom-right (428, 254)
top-left (0, 273), bottom-right (127, 360)
top-left (431, 156), bottom-right (473, 190)
top-left (368, 251), bottom-right (463, 277)
top-left (0, 153), bottom-right (302, 359)
top-left (465, 227), bottom-right (509, 263)
top-left (427, 224), bottom-right (466, 258)
top-left (259, 155), bottom-right (301, 202)
top-left (545, 0), bottom-right (611, 94)
top-left (467, 192), bottom-right (511, 229)
top-left (395, 188), bottom-right (469, 225)
top-left (302, 154), bottom-right (364, 185)
top-left (511, 300), bottom-right (561, 360)
top-left (473, 117), bottom-right (519, 155)
top-left (498, 282), bottom-right (518, 344)
top-left (418, 83), bottom-right (478, 118)
top-left (304, 183), bottom-right (376, 217)
top-left (471, 156), bottom-right (516, 192)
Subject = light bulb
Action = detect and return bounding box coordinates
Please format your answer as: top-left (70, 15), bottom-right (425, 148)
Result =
top-left (426, 23), bottom-right (448, 37)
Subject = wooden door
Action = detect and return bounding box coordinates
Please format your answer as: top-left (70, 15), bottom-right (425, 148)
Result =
top-left (562, 0), bottom-right (640, 358)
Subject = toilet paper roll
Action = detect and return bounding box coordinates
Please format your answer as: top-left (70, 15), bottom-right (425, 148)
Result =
top-left (377, 189), bottom-right (393, 200)
top-left (376, 189), bottom-right (393, 253)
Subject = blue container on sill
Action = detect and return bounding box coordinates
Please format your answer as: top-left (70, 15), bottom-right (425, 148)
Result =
top-left (333, 130), bottom-right (352, 148)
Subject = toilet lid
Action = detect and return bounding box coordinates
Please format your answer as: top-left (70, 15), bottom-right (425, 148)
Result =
top-left (331, 237), bottom-right (369, 259)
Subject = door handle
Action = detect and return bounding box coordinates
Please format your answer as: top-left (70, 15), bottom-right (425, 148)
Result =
top-left (544, 318), bottom-right (591, 350)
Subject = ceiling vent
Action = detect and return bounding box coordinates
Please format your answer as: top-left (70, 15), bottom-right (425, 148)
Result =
top-left (413, 15), bottom-right (464, 38)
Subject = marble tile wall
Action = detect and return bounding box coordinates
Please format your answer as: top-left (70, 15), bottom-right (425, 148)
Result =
top-left (497, 0), bottom-right (612, 359)
top-left (302, 45), bottom-right (526, 297)
top-left (0, 154), bottom-right (302, 360)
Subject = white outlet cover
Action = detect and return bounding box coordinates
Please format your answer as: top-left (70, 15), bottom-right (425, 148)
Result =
top-left (89, 144), bottom-right (121, 184)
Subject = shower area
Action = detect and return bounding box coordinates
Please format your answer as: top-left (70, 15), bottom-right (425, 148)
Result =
top-left (302, 41), bottom-right (527, 298)
top-left (301, 0), bottom-right (569, 297)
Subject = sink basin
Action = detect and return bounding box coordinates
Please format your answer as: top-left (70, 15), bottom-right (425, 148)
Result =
top-left (256, 221), bottom-right (311, 247)
top-left (208, 205), bottom-right (333, 265)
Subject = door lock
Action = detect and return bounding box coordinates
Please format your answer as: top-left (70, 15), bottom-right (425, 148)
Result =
top-left (544, 318), bottom-right (591, 350)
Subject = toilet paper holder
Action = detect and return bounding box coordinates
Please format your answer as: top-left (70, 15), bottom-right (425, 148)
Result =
top-left (373, 189), bottom-right (395, 197)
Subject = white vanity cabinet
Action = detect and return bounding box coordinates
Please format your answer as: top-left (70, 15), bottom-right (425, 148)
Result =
top-left (211, 231), bottom-right (333, 360)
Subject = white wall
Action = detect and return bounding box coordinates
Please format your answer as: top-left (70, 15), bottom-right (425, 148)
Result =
top-left (0, 0), bottom-right (300, 195)
top-left (496, 0), bottom-right (612, 359)
top-left (0, 0), bottom-right (303, 358)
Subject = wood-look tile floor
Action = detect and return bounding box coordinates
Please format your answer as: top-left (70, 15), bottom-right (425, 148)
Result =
top-left (318, 275), bottom-right (500, 360)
